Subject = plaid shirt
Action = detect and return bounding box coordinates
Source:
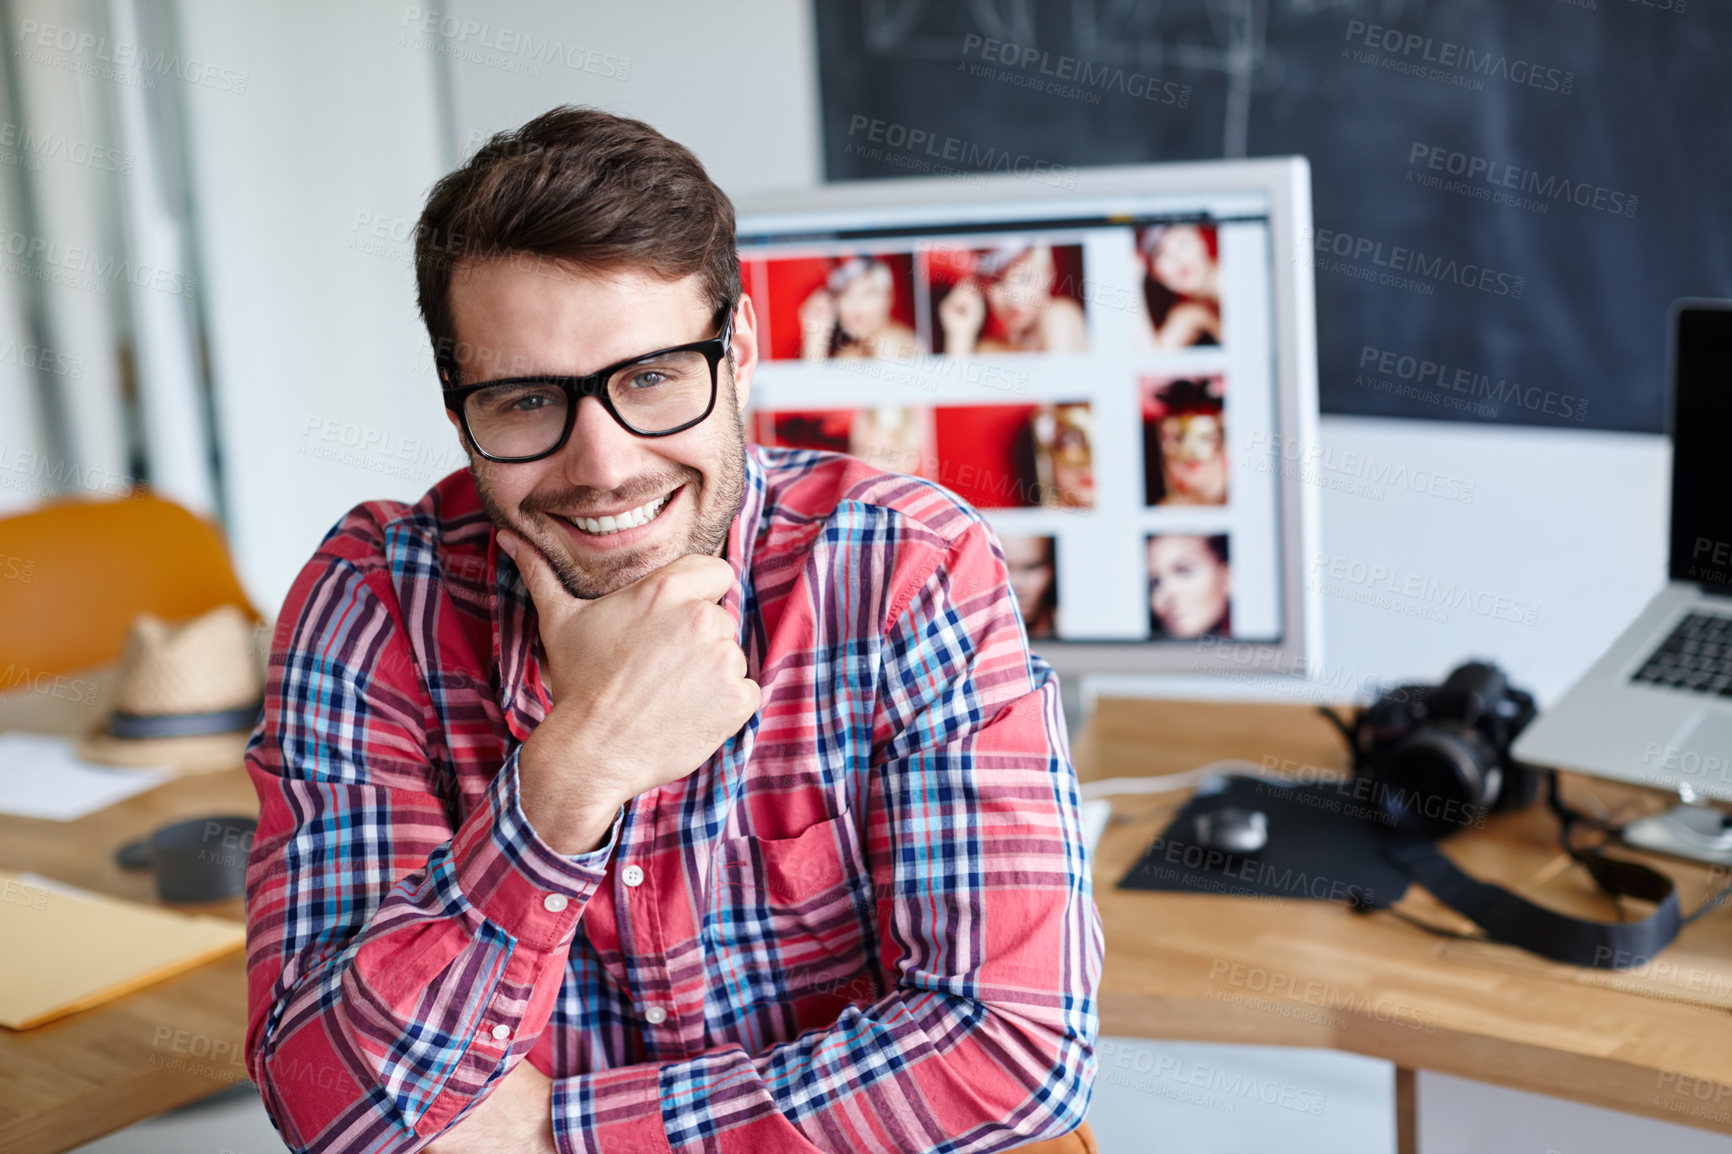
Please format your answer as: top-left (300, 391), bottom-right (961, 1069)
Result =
top-left (244, 443), bottom-right (1102, 1153)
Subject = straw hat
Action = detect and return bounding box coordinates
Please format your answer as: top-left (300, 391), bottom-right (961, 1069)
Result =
top-left (78, 605), bottom-right (266, 774)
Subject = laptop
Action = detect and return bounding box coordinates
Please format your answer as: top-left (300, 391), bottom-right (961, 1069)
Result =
top-left (1513, 300), bottom-right (1732, 808)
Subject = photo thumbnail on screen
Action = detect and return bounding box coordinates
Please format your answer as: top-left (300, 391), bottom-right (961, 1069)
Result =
top-left (925, 243), bottom-right (1088, 356)
top-left (1000, 534), bottom-right (1059, 640)
top-left (1146, 533), bottom-right (1232, 640)
top-left (754, 401), bottom-right (1094, 511)
top-left (1142, 375), bottom-right (1227, 508)
top-left (1135, 222), bottom-right (1222, 349)
top-left (753, 406), bottom-right (934, 480)
top-left (758, 254), bottom-right (920, 362)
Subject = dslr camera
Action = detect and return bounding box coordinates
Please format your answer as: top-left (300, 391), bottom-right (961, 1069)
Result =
top-left (1335, 661), bottom-right (1540, 840)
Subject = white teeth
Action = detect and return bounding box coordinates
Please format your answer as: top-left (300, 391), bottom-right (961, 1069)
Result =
top-left (571, 492), bottom-right (670, 536)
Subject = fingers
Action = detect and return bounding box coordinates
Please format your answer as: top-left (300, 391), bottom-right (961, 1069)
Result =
top-left (690, 598), bottom-right (733, 639)
top-left (497, 530), bottom-right (573, 612)
top-left (652, 552), bottom-right (737, 605)
top-left (737, 677), bottom-right (763, 719)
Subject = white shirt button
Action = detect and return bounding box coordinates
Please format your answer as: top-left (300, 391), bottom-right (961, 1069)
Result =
top-left (542, 893), bottom-right (568, 913)
top-left (644, 1005), bottom-right (668, 1025)
top-left (621, 864), bottom-right (645, 888)
top-left (490, 1023), bottom-right (511, 1041)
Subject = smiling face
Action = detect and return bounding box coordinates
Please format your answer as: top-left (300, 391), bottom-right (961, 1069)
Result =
top-left (1150, 225), bottom-right (1215, 298)
top-left (447, 257), bottom-right (757, 599)
top-left (984, 246), bottom-right (1055, 333)
top-left (834, 264), bottom-right (895, 341)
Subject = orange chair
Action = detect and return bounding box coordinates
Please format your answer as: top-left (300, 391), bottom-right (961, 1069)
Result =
top-left (0, 493), bottom-right (256, 678)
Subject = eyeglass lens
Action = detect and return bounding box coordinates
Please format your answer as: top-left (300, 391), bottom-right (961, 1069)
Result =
top-left (463, 348), bottom-right (713, 457)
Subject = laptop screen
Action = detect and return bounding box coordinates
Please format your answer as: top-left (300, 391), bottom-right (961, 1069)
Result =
top-left (1670, 302), bottom-right (1732, 588)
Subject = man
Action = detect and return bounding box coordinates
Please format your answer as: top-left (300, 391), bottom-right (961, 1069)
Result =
top-left (245, 106), bottom-right (1102, 1153)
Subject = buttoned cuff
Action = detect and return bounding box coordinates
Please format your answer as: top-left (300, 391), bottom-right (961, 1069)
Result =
top-left (451, 747), bottom-right (622, 950)
top-left (553, 1062), bottom-right (670, 1154)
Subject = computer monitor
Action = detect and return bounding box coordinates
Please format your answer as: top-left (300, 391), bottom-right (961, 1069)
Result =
top-left (735, 158), bottom-right (1321, 677)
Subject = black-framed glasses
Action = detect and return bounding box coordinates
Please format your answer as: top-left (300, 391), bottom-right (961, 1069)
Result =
top-left (442, 306), bottom-right (735, 463)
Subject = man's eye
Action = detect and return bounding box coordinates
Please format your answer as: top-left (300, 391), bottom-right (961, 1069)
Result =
top-left (623, 370), bottom-right (668, 390)
top-left (477, 385), bottom-right (561, 416)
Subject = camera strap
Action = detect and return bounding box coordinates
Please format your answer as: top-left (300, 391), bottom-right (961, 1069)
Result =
top-left (1382, 837), bottom-right (1688, 969)
top-left (1381, 773), bottom-right (1732, 969)
top-left (1322, 690), bottom-right (1732, 968)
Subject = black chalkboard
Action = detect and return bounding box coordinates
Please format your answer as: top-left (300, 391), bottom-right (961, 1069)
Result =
top-left (815, 0), bottom-right (1731, 433)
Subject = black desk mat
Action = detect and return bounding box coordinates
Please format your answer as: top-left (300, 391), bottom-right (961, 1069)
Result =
top-left (1117, 775), bottom-right (1411, 909)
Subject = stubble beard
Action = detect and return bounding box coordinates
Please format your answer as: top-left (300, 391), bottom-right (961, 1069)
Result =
top-left (473, 399), bottom-right (749, 600)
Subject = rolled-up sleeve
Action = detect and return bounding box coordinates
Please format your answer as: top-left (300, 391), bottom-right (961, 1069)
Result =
top-left (244, 539), bottom-right (620, 1152)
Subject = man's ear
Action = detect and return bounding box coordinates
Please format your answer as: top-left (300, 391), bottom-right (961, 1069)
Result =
top-left (443, 408), bottom-right (476, 461)
top-left (730, 293), bottom-right (761, 412)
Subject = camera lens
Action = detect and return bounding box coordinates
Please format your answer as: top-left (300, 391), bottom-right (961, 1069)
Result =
top-left (1380, 729), bottom-right (1487, 839)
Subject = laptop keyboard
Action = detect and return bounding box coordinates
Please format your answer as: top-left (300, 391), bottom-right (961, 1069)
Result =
top-left (1632, 612), bottom-right (1732, 695)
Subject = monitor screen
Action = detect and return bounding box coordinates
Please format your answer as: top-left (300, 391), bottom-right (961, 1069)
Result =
top-left (737, 162), bottom-right (1318, 676)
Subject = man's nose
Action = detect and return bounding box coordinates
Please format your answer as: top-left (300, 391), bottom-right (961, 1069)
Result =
top-left (556, 395), bottom-right (644, 492)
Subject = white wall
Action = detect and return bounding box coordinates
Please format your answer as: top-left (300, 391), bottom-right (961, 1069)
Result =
top-left (1420, 1071), bottom-right (1732, 1154)
top-left (440, 0), bottom-right (822, 198)
top-left (9, 0), bottom-right (132, 500)
top-left (0, 147), bottom-right (44, 518)
top-left (178, 0), bottom-right (453, 611)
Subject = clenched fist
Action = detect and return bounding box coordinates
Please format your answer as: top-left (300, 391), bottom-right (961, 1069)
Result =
top-left (499, 532), bottom-right (761, 854)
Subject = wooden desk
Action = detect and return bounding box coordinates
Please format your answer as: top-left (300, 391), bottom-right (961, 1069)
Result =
top-left (1079, 697), bottom-right (1732, 1151)
top-left (0, 678), bottom-right (256, 1154)
top-left (8, 687), bottom-right (1725, 1150)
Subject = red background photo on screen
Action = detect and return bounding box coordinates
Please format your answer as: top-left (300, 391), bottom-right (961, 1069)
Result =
top-left (931, 403), bottom-right (1039, 508)
top-left (924, 244), bottom-right (1086, 354)
top-left (752, 408), bottom-right (937, 482)
top-left (753, 401), bottom-right (1091, 510)
top-left (1141, 375), bottom-right (1227, 507)
top-left (758, 254), bottom-right (918, 361)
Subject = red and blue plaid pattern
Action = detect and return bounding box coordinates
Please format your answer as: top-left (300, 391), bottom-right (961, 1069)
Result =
top-left (244, 444), bottom-right (1103, 1152)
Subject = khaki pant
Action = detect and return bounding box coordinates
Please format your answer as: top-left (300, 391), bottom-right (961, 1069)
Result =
top-left (1014, 1120), bottom-right (1097, 1153)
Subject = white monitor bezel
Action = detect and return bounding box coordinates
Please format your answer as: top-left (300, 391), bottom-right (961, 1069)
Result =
top-left (734, 157), bottom-right (1322, 678)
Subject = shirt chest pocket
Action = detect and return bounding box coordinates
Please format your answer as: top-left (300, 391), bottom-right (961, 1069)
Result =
top-left (707, 808), bottom-right (876, 1009)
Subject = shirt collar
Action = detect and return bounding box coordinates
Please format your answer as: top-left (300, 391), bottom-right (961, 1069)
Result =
top-left (489, 444), bottom-right (767, 744)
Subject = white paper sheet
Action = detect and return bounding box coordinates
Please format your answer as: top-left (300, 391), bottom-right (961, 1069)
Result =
top-left (0, 733), bottom-right (169, 820)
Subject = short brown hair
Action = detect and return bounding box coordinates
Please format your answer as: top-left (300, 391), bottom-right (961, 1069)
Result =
top-left (414, 106), bottom-right (739, 383)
